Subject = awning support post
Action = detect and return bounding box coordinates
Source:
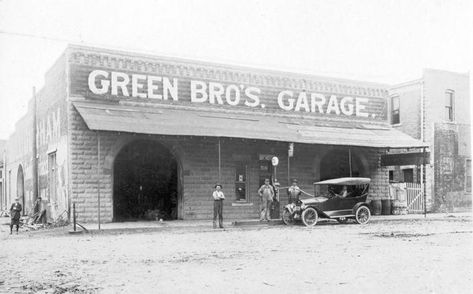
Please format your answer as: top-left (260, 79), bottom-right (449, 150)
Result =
top-left (97, 131), bottom-right (101, 230)
top-left (422, 147), bottom-right (427, 218)
top-left (349, 148), bottom-right (353, 177)
top-left (218, 138), bottom-right (221, 183)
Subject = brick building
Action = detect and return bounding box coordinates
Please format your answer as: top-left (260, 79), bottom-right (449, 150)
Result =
top-left (0, 139), bottom-right (5, 210)
top-left (4, 45), bottom-right (425, 222)
top-left (389, 69), bottom-right (471, 211)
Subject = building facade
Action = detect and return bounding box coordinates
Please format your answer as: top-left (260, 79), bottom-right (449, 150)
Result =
top-left (389, 69), bottom-right (471, 211)
top-left (4, 45), bottom-right (424, 222)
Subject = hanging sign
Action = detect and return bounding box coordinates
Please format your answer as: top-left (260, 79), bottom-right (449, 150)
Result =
top-left (288, 143), bottom-right (294, 157)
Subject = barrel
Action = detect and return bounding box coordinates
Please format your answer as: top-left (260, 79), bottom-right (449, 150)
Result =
top-left (370, 200), bottom-right (382, 215)
top-left (381, 199), bottom-right (392, 215)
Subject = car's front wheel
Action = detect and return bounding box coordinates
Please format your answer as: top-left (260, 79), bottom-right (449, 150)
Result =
top-left (301, 207), bottom-right (318, 227)
top-left (355, 206), bottom-right (371, 224)
top-left (282, 209), bottom-right (295, 226)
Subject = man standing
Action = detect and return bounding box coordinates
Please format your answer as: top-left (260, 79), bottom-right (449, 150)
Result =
top-left (258, 178), bottom-right (274, 221)
top-left (287, 178), bottom-right (302, 203)
top-left (212, 184), bottom-right (225, 229)
top-left (10, 197), bottom-right (22, 235)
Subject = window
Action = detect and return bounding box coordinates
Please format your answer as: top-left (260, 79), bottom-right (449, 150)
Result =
top-left (391, 96), bottom-right (400, 124)
top-left (389, 170), bottom-right (394, 182)
top-left (466, 159), bottom-right (471, 193)
top-left (445, 90), bottom-right (454, 121)
top-left (403, 168), bottom-right (414, 182)
top-left (235, 164), bottom-right (247, 201)
top-left (48, 152), bottom-right (57, 201)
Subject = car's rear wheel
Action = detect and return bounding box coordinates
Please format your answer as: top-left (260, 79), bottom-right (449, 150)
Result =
top-left (301, 207), bottom-right (318, 227)
top-left (337, 217), bottom-right (348, 224)
top-left (282, 209), bottom-right (295, 226)
top-left (355, 206), bottom-right (371, 224)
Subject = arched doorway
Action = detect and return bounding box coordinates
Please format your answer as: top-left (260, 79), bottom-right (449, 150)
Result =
top-left (17, 165), bottom-right (25, 215)
top-left (319, 149), bottom-right (368, 180)
top-left (113, 140), bottom-right (178, 221)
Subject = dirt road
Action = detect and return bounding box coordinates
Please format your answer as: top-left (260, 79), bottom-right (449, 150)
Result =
top-left (1, 215), bottom-right (472, 293)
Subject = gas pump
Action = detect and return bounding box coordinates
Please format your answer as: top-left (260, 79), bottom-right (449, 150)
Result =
top-left (270, 156), bottom-right (280, 219)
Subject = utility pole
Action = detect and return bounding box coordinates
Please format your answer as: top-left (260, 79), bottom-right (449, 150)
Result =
top-left (32, 87), bottom-right (39, 209)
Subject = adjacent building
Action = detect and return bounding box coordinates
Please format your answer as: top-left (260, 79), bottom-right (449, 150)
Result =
top-left (0, 139), bottom-right (6, 211)
top-left (4, 45), bottom-right (426, 222)
top-left (389, 69), bottom-right (471, 211)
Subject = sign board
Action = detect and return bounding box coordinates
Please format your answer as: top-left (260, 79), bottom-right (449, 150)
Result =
top-left (288, 143), bottom-right (294, 157)
top-left (381, 152), bottom-right (430, 166)
top-left (271, 156), bottom-right (279, 166)
top-left (68, 49), bottom-right (389, 122)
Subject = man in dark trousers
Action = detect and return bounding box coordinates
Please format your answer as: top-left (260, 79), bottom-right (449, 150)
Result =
top-left (212, 184), bottom-right (225, 229)
top-left (10, 197), bottom-right (22, 234)
top-left (287, 178), bottom-right (302, 203)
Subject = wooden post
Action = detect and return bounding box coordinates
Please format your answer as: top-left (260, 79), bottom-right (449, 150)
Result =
top-left (32, 87), bottom-right (39, 205)
top-left (349, 148), bottom-right (353, 177)
top-left (97, 131), bottom-right (101, 230)
top-left (422, 147), bottom-right (427, 218)
top-left (218, 138), bottom-right (221, 183)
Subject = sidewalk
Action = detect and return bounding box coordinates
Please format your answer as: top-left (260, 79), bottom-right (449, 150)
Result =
top-left (76, 211), bottom-right (471, 233)
top-left (2, 211), bottom-right (470, 236)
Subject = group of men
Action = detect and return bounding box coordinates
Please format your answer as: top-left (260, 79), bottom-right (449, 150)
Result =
top-left (212, 178), bottom-right (302, 228)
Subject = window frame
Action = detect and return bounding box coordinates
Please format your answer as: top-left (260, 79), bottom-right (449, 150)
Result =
top-left (466, 159), bottom-right (471, 193)
top-left (234, 163), bottom-right (249, 202)
top-left (391, 95), bottom-right (400, 125)
top-left (445, 89), bottom-right (455, 122)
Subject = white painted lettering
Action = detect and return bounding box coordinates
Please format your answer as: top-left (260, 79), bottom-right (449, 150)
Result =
top-left (163, 77), bottom-right (178, 101)
top-left (191, 80), bottom-right (208, 102)
top-left (132, 74), bottom-right (147, 98)
top-left (208, 82), bottom-right (225, 104)
top-left (278, 91), bottom-right (295, 111)
top-left (111, 72), bottom-right (130, 96)
top-left (340, 96), bottom-right (354, 116)
top-left (355, 97), bottom-right (369, 117)
top-left (88, 70), bottom-right (110, 95)
top-left (244, 87), bottom-right (260, 107)
top-left (326, 95), bottom-right (341, 115)
top-left (147, 75), bottom-right (162, 99)
top-left (225, 85), bottom-right (240, 106)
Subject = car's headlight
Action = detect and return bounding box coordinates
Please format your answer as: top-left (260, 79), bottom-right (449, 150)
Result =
top-left (301, 203), bottom-right (306, 210)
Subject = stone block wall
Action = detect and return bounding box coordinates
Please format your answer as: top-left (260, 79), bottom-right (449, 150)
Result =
top-left (68, 103), bottom-right (390, 223)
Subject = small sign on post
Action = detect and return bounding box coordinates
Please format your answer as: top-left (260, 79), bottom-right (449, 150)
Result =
top-left (288, 143), bottom-right (294, 157)
top-left (271, 156), bottom-right (279, 166)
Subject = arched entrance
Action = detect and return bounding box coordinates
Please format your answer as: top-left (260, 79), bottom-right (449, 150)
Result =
top-left (17, 165), bottom-right (25, 215)
top-left (319, 149), bottom-right (368, 180)
top-left (113, 140), bottom-right (178, 221)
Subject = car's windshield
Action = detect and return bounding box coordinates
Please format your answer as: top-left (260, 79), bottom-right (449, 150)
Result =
top-left (316, 184), bottom-right (368, 198)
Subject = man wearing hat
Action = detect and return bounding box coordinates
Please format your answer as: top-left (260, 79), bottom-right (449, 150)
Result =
top-left (10, 197), bottom-right (22, 234)
top-left (287, 178), bottom-right (302, 204)
top-left (212, 184), bottom-right (225, 229)
top-left (258, 178), bottom-right (274, 221)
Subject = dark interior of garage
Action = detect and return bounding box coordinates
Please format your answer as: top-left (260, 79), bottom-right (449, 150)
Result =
top-left (113, 140), bottom-right (178, 221)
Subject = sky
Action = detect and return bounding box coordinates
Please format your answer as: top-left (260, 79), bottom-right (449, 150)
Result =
top-left (0, 0), bottom-right (472, 139)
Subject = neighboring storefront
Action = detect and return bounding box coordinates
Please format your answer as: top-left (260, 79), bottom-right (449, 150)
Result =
top-left (389, 69), bottom-right (471, 212)
top-left (5, 45), bottom-right (425, 222)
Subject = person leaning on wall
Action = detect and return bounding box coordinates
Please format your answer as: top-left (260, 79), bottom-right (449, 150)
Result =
top-left (212, 184), bottom-right (225, 229)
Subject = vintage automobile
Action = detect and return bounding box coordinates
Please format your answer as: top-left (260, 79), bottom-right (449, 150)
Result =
top-left (282, 177), bottom-right (371, 227)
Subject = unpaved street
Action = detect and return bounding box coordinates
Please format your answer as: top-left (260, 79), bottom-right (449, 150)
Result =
top-left (1, 215), bottom-right (472, 294)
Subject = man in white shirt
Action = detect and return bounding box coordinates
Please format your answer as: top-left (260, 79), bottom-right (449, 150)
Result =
top-left (212, 184), bottom-right (225, 229)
